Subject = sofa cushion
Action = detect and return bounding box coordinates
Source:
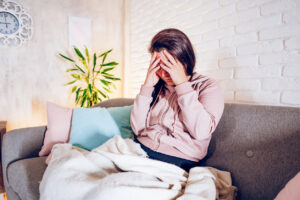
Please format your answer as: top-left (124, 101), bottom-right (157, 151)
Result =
top-left (106, 105), bottom-right (134, 139)
top-left (68, 107), bottom-right (121, 151)
top-left (39, 102), bottom-right (73, 156)
top-left (7, 157), bottom-right (47, 200)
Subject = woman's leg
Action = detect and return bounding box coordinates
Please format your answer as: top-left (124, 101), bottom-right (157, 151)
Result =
top-left (133, 135), bottom-right (199, 172)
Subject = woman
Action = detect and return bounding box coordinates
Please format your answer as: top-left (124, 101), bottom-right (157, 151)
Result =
top-left (130, 28), bottom-right (225, 172)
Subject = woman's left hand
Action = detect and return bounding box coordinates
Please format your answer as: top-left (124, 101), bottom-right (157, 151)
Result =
top-left (160, 49), bottom-right (190, 85)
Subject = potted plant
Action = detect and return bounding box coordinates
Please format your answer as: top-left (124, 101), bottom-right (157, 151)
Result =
top-left (59, 46), bottom-right (121, 108)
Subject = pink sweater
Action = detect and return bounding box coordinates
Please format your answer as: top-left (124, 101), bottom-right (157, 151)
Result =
top-left (130, 72), bottom-right (224, 162)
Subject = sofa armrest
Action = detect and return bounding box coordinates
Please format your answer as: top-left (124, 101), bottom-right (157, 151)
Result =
top-left (1, 126), bottom-right (46, 190)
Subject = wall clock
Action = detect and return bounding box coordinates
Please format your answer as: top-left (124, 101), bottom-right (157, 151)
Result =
top-left (0, 0), bottom-right (33, 47)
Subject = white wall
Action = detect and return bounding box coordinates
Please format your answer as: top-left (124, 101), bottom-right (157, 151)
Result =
top-left (0, 0), bottom-right (125, 131)
top-left (124, 0), bottom-right (300, 107)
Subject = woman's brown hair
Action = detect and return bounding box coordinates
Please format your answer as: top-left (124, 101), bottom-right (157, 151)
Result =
top-left (148, 28), bottom-right (196, 107)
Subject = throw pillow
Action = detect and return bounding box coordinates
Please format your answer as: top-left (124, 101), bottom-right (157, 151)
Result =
top-left (106, 105), bottom-right (134, 139)
top-left (39, 102), bottom-right (73, 157)
top-left (68, 107), bottom-right (120, 151)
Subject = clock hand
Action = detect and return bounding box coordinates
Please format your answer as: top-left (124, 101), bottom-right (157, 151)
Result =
top-left (4, 15), bottom-right (8, 28)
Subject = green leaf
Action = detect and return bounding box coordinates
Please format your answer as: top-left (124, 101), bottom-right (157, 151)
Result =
top-left (76, 96), bottom-right (81, 104)
top-left (92, 92), bottom-right (96, 102)
top-left (102, 72), bottom-right (114, 77)
top-left (94, 92), bottom-right (99, 102)
top-left (85, 46), bottom-right (90, 64)
top-left (84, 77), bottom-right (89, 84)
top-left (111, 83), bottom-right (117, 89)
top-left (71, 74), bottom-right (81, 79)
top-left (101, 62), bottom-right (118, 67)
top-left (76, 87), bottom-right (81, 102)
top-left (72, 86), bottom-right (77, 93)
top-left (103, 76), bottom-right (120, 81)
top-left (93, 53), bottom-right (97, 71)
top-left (64, 80), bottom-right (77, 85)
top-left (88, 84), bottom-right (92, 94)
top-left (100, 49), bottom-right (113, 64)
top-left (103, 75), bottom-right (114, 80)
top-left (102, 53), bottom-right (107, 63)
top-left (102, 67), bottom-right (115, 73)
top-left (100, 79), bottom-right (109, 86)
top-left (66, 68), bottom-right (78, 72)
top-left (81, 95), bottom-right (87, 107)
top-left (98, 49), bottom-right (112, 58)
top-left (82, 62), bottom-right (89, 71)
top-left (74, 46), bottom-right (85, 61)
top-left (103, 87), bottom-right (112, 93)
top-left (82, 89), bottom-right (87, 97)
top-left (105, 80), bottom-right (112, 84)
top-left (59, 53), bottom-right (75, 62)
top-left (75, 64), bottom-right (85, 73)
top-left (98, 89), bottom-right (107, 98)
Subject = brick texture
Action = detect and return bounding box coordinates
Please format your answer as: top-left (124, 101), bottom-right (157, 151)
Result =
top-left (126, 0), bottom-right (300, 107)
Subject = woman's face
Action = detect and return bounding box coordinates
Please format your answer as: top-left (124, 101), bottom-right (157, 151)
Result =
top-left (154, 51), bottom-right (176, 86)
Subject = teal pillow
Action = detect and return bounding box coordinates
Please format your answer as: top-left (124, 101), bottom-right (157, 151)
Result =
top-left (69, 107), bottom-right (120, 151)
top-left (106, 105), bottom-right (134, 139)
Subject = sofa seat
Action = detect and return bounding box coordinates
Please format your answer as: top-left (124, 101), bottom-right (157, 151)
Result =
top-left (7, 157), bottom-right (47, 200)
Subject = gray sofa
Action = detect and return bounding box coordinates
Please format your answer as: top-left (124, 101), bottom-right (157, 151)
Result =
top-left (2, 98), bottom-right (300, 200)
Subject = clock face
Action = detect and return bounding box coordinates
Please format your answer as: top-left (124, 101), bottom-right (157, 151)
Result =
top-left (0, 11), bottom-right (19, 35)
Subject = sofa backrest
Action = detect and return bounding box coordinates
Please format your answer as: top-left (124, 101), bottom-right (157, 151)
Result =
top-left (202, 103), bottom-right (300, 200)
top-left (95, 98), bottom-right (300, 200)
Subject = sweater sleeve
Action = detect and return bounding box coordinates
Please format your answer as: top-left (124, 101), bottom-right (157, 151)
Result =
top-left (130, 84), bottom-right (154, 136)
top-left (174, 80), bottom-right (224, 140)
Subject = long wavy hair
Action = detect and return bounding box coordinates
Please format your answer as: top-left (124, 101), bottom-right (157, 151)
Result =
top-left (148, 28), bottom-right (196, 107)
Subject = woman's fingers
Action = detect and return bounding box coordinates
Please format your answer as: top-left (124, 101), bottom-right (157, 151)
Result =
top-left (150, 51), bottom-right (159, 66)
top-left (150, 57), bottom-right (160, 70)
top-left (150, 51), bottom-right (157, 65)
top-left (152, 58), bottom-right (160, 68)
top-left (163, 50), bottom-right (177, 65)
top-left (151, 64), bottom-right (160, 73)
top-left (160, 52), bottom-right (173, 68)
top-left (160, 64), bottom-right (171, 73)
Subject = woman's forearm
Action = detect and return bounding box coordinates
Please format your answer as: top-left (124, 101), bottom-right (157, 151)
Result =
top-left (130, 84), bottom-right (154, 136)
top-left (175, 81), bottom-right (224, 140)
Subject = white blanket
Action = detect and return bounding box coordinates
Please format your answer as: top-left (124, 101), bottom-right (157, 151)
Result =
top-left (39, 135), bottom-right (237, 200)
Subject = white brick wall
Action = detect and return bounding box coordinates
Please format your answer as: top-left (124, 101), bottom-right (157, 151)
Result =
top-left (125, 0), bottom-right (300, 107)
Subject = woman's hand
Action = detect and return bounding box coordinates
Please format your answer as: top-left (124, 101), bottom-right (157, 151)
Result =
top-left (160, 50), bottom-right (189, 85)
top-left (45, 152), bottom-right (52, 165)
top-left (144, 51), bottom-right (161, 87)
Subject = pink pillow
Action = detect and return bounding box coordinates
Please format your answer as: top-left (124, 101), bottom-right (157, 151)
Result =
top-left (39, 102), bottom-right (73, 156)
top-left (274, 172), bottom-right (300, 200)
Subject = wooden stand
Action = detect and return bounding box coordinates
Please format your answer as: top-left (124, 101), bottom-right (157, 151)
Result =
top-left (0, 121), bottom-right (7, 159)
top-left (0, 121), bottom-right (6, 194)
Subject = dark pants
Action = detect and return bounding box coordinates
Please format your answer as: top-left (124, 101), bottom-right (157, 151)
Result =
top-left (133, 135), bottom-right (199, 172)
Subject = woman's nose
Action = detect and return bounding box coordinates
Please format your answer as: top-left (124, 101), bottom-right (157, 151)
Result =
top-left (162, 69), bottom-right (170, 77)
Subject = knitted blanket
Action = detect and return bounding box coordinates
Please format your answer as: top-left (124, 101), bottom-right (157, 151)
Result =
top-left (39, 135), bottom-right (237, 200)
